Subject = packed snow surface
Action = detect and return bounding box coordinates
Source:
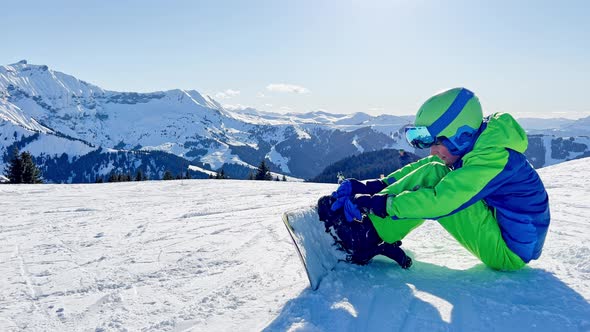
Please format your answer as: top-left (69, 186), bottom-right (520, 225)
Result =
top-left (1, 158), bottom-right (589, 331)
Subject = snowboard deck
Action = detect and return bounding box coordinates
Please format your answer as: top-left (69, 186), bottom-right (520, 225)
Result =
top-left (282, 206), bottom-right (346, 290)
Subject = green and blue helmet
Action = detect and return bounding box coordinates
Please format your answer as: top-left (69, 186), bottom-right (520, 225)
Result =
top-left (405, 87), bottom-right (483, 155)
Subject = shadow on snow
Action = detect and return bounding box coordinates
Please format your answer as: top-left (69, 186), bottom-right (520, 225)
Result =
top-left (264, 259), bottom-right (590, 331)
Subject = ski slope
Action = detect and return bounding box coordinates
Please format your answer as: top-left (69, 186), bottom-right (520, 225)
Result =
top-left (1, 158), bottom-right (589, 331)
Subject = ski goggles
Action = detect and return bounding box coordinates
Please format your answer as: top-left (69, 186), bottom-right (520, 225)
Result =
top-left (405, 126), bottom-right (436, 149)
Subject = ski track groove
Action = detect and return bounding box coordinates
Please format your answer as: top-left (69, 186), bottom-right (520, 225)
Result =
top-left (14, 245), bottom-right (61, 331)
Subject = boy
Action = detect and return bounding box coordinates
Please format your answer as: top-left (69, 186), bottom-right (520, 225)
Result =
top-left (328, 87), bottom-right (550, 270)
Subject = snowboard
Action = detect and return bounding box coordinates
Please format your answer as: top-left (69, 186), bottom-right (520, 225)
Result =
top-left (282, 205), bottom-right (347, 290)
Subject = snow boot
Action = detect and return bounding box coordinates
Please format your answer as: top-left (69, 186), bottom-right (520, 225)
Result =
top-left (317, 195), bottom-right (411, 268)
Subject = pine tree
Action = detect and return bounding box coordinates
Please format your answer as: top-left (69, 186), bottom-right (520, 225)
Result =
top-left (108, 173), bottom-right (118, 182)
top-left (215, 169), bottom-right (226, 179)
top-left (255, 160), bottom-right (272, 181)
top-left (282, 174), bottom-right (287, 182)
top-left (163, 170), bottom-right (174, 180)
top-left (185, 170), bottom-right (191, 179)
top-left (5, 148), bottom-right (43, 184)
top-left (6, 147), bottom-right (23, 184)
top-left (135, 169), bottom-right (144, 181)
top-left (20, 151), bottom-right (43, 183)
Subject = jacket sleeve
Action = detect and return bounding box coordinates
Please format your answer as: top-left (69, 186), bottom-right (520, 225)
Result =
top-left (382, 155), bottom-right (441, 185)
top-left (387, 148), bottom-right (509, 219)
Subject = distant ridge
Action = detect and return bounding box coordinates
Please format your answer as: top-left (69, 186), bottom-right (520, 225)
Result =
top-left (1, 60), bottom-right (588, 183)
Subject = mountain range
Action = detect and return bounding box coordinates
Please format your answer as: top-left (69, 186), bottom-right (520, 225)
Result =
top-left (1, 60), bottom-right (588, 183)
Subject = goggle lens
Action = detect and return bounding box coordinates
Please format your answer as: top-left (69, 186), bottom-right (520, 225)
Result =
top-left (405, 126), bottom-right (435, 149)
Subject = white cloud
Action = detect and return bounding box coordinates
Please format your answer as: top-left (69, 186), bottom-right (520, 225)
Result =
top-left (266, 83), bottom-right (310, 94)
top-left (215, 89), bottom-right (241, 99)
top-left (256, 92), bottom-right (266, 98)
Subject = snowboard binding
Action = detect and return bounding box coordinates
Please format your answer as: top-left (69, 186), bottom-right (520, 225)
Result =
top-left (317, 195), bottom-right (412, 269)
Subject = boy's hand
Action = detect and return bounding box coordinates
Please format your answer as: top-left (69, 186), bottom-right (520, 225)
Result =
top-left (352, 194), bottom-right (389, 218)
top-left (332, 179), bottom-right (359, 199)
top-left (331, 179), bottom-right (387, 209)
top-left (343, 198), bottom-right (363, 222)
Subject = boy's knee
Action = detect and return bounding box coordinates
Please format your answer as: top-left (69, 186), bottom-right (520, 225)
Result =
top-left (482, 255), bottom-right (526, 271)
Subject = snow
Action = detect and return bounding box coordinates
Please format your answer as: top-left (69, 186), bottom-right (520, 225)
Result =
top-left (187, 165), bottom-right (217, 177)
top-left (20, 134), bottom-right (97, 163)
top-left (199, 145), bottom-right (242, 170)
top-left (0, 99), bottom-right (50, 133)
top-left (351, 135), bottom-right (364, 153)
top-left (266, 145), bottom-right (291, 173)
top-left (541, 135), bottom-right (590, 168)
top-left (0, 121), bottom-right (97, 173)
top-left (1, 158), bottom-right (589, 331)
top-left (523, 116), bottom-right (590, 136)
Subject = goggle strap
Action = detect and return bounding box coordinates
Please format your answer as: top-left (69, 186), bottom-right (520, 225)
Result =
top-left (427, 88), bottom-right (473, 137)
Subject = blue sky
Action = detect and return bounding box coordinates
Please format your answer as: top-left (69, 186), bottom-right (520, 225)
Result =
top-left (2, 0), bottom-right (589, 119)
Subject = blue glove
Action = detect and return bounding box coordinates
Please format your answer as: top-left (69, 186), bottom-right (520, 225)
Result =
top-left (344, 198), bottom-right (363, 222)
top-left (332, 179), bottom-right (355, 199)
top-left (331, 178), bottom-right (387, 211)
top-left (342, 194), bottom-right (389, 222)
top-left (352, 194), bottom-right (389, 219)
top-left (330, 179), bottom-right (356, 211)
top-left (331, 195), bottom-right (348, 211)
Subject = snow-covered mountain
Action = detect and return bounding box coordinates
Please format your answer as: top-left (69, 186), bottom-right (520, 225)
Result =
top-left (0, 60), bottom-right (588, 183)
top-left (525, 134), bottom-right (590, 168)
top-left (518, 116), bottom-right (590, 136)
top-left (1, 157), bottom-right (588, 331)
top-left (0, 60), bottom-right (412, 182)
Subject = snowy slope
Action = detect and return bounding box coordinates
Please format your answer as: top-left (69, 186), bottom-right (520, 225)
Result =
top-left (0, 120), bottom-right (98, 173)
top-left (1, 158), bottom-right (589, 331)
top-left (0, 60), bottom-right (409, 154)
top-left (523, 116), bottom-right (590, 136)
top-left (0, 99), bottom-right (50, 133)
top-left (1, 61), bottom-right (414, 180)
